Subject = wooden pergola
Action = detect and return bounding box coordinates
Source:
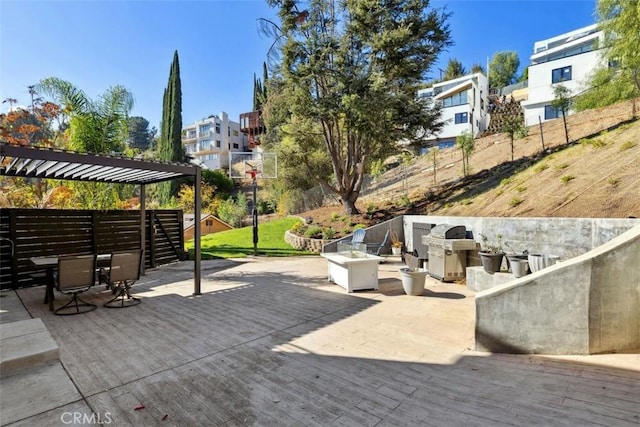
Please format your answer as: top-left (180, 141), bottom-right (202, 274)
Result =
top-left (0, 143), bottom-right (203, 294)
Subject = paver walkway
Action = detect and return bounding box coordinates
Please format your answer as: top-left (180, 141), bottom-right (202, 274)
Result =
top-left (1, 256), bottom-right (638, 426)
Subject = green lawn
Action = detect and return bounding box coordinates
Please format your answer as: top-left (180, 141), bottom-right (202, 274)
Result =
top-left (185, 217), bottom-right (316, 259)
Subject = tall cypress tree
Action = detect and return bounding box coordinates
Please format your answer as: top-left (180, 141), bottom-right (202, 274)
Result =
top-left (157, 50), bottom-right (184, 205)
top-left (262, 61), bottom-right (268, 103)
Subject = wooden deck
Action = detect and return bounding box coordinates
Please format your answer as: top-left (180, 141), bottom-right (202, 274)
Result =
top-left (12, 257), bottom-right (640, 426)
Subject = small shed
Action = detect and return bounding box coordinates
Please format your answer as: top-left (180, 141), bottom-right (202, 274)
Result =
top-left (183, 213), bottom-right (232, 241)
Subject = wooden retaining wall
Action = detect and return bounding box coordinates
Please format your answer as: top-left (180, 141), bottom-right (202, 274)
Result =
top-left (0, 209), bottom-right (185, 290)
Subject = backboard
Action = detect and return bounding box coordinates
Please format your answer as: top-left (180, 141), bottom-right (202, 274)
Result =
top-left (229, 152), bottom-right (277, 179)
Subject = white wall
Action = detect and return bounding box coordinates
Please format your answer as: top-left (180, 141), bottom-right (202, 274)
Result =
top-left (522, 24), bottom-right (605, 126)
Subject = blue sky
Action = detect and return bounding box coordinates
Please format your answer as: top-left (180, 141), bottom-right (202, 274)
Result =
top-left (1, 0), bottom-right (598, 131)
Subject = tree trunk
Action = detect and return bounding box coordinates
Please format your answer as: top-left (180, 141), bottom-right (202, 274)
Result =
top-left (342, 194), bottom-right (360, 215)
top-left (510, 136), bottom-right (514, 161)
top-left (562, 109), bottom-right (569, 145)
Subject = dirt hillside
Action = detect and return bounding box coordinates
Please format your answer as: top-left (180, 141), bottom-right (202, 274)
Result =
top-left (301, 99), bottom-right (640, 229)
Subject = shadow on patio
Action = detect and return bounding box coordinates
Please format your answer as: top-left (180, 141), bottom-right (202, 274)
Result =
top-left (5, 257), bottom-right (640, 426)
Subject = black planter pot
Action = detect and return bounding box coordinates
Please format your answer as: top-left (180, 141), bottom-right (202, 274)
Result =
top-left (479, 252), bottom-right (505, 274)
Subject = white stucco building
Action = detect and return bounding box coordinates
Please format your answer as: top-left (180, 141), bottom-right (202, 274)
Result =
top-left (182, 112), bottom-right (248, 170)
top-left (521, 24), bottom-right (605, 126)
top-left (417, 72), bottom-right (489, 149)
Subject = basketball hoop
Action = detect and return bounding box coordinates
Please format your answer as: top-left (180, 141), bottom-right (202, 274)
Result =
top-left (245, 168), bottom-right (261, 181)
top-left (228, 152), bottom-right (277, 256)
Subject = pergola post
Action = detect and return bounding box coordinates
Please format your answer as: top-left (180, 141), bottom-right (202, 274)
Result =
top-left (140, 184), bottom-right (146, 275)
top-left (194, 166), bottom-right (201, 295)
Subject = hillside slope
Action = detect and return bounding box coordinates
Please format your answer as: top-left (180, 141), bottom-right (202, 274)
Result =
top-left (357, 98), bottom-right (640, 219)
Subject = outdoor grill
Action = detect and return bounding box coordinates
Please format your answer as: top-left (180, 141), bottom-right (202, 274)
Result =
top-left (424, 224), bottom-right (477, 282)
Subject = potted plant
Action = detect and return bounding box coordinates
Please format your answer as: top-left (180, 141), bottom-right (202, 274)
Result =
top-left (390, 229), bottom-right (402, 256)
top-left (478, 233), bottom-right (505, 274)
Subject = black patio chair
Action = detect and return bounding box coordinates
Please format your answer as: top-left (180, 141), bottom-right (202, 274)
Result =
top-left (103, 249), bottom-right (143, 308)
top-left (54, 254), bottom-right (98, 316)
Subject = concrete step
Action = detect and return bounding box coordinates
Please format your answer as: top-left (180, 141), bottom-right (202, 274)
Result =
top-left (0, 318), bottom-right (59, 378)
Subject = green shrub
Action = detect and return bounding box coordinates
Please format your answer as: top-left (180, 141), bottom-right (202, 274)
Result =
top-left (217, 193), bottom-right (247, 227)
top-left (554, 163), bottom-right (569, 170)
top-left (509, 197), bottom-right (523, 207)
top-left (580, 137), bottom-right (606, 148)
top-left (620, 140), bottom-right (636, 151)
top-left (607, 177), bottom-right (619, 186)
top-left (330, 212), bottom-right (341, 221)
top-left (322, 228), bottom-right (337, 240)
top-left (561, 175), bottom-right (575, 184)
top-left (304, 226), bottom-right (324, 239)
top-left (534, 163), bottom-right (549, 173)
top-left (353, 224), bottom-right (366, 231)
top-left (366, 203), bottom-right (377, 215)
top-left (500, 177), bottom-right (513, 186)
top-left (516, 185), bottom-right (527, 193)
top-left (398, 195), bottom-right (412, 207)
top-left (290, 221), bottom-right (307, 235)
top-left (201, 169), bottom-right (234, 198)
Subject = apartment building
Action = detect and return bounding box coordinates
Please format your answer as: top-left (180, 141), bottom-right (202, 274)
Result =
top-left (417, 72), bottom-right (489, 150)
top-left (182, 112), bottom-right (248, 170)
top-left (521, 24), bottom-right (605, 126)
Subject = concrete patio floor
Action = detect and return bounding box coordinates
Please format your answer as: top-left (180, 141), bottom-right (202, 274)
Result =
top-left (1, 256), bottom-right (638, 426)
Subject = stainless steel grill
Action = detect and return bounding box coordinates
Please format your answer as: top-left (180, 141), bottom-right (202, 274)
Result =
top-left (424, 224), bottom-right (477, 282)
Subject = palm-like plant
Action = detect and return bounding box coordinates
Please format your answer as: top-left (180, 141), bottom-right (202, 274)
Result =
top-left (37, 77), bottom-right (134, 154)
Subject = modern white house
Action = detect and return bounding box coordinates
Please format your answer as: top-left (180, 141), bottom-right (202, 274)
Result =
top-left (521, 24), bottom-right (606, 126)
top-left (417, 72), bottom-right (489, 150)
top-left (182, 112), bottom-right (248, 170)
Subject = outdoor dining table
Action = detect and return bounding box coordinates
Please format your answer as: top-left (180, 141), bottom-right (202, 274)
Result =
top-left (30, 254), bottom-right (111, 311)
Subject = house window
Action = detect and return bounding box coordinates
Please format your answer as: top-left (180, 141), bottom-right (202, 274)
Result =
top-left (232, 143), bottom-right (239, 149)
top-left (199, 124), bottom-right (210, 134)
top-left (552, 66), bottom-right (572, 83)
top-left (233, 130), bottom-right (239, 136)
top-left (544, 105), bottom-right (564, 120)
top-left (216, 140), bottom-right (221, 148)
top-left (228, 128), bottom-right (231, 137)
top-left (215, 124), bottom-right (221, 134)
top-left (442, 91), bottom-right (468, 108)
top-left (454, 112), bottom-right (468, 124)
top-left (199, 139), bottom-right (211, 150)
top-left (205, 220), bottom-right (213, 226)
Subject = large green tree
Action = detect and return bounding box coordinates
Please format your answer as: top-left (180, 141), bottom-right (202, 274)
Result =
top-left (262, 0), bottom-right (451, 214)
top-left (157, 51), bottom-right (184, 205)
top-left (595, 0), bottom-right (640, 115)
top-left (127, 116), bottom-right (154, 150)
top-left (35, 78), bottom-right (135, 209)
top-left (37, 77), bottom-right (134, 153)
top-left (443, 58), bottom-right (466, 80)
top-left (488, 51), bottom-right (520, 89)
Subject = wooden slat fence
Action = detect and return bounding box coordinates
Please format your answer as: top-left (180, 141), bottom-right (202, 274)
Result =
top-left (0, 208), bottom-right (185, 290)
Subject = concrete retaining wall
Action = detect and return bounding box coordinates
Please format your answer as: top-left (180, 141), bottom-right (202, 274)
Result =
top-left (402, 215), bottom-right (640, 259)
top-left (475, 224), bottom-right (640, 354)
